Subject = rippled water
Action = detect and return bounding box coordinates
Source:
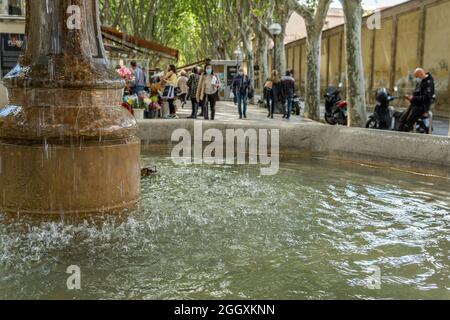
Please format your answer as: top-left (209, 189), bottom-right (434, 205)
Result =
top-left (1, 149), bottom-right (449, 300)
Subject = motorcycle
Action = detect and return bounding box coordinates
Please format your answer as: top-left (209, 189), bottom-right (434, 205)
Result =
top-left (415, 113), bottom-right (432, 134)
top-left (393, 109), bottom-right (433, 134)
top-left (292, 94), bottom-right (302, 116)
top-left (366, 88), bottom-right (397, 130)
top-left (367, 87), bottom-right (433, 134)
top-left (324, 83), bottom-right (348, 125)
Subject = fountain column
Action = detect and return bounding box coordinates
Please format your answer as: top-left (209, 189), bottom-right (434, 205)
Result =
top-left (0, 0), bottom-right (141, 214)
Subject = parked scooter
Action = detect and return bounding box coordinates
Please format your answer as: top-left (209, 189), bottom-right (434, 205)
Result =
top-left (366, 88), bottom-right (397, 130)
top-left (324, 83), bottom-right (348, 125)
top-left (292, 94), bottom-right (301, 116)
top-left (367, 86), bottom-right (434, 134)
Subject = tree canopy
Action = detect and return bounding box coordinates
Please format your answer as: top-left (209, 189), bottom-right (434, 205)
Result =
top-left (100, 0), bottom-right (296, 66)
top-left (99, 0), bottom-right (368, 127)
top-left (100, 0), bottom-right (241, 65)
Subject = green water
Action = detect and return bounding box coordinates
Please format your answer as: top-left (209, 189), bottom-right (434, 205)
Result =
top-left (1, 150), bottom-right (449, 300)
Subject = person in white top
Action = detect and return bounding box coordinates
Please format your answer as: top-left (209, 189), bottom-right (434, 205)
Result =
top-left (177, 70), bottom-right (189, 108)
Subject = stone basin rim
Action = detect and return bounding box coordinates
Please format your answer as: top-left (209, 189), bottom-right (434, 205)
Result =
top-left (136, 119), bottom-right (450, 177)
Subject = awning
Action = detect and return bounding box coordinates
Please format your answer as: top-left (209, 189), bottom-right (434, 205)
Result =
top-left (101, 26), bottom-right (179, 61)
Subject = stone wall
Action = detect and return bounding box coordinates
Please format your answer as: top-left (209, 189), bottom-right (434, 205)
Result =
top-left (278, 0), bottom-right (450, 117)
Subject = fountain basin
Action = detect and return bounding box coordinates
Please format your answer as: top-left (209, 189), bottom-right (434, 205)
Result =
top-left (0, 137), bottom-right (140, 214)
top-left (0, 146), bottom-right (449, 299)
top-left (137, 120), bottom-right (450, 178)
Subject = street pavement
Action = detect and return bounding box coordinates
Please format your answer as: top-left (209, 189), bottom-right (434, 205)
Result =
top-left (177, 100), bottom-right (310, 125)
top-left (176, 100), bottom-right (449, 136)
top-left (430, 116), bottom-right (449, 136)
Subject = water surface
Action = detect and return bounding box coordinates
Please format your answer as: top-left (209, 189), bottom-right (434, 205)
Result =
top-left (1, 150), bottom-right (449, 299)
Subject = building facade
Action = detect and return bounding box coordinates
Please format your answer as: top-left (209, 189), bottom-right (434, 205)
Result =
top-left (280, 0), bottom-right (450, 116)
top-left (284, 8), bottom-right (345, 44)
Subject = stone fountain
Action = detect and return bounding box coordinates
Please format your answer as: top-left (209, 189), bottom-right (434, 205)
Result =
top-left (0, 0), bottom-right (140, 214)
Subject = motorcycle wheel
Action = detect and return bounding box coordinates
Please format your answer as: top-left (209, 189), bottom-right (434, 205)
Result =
top-left (325, 113), bottom-right (336, 125)
top-left (366, 117), bottom-right (378, 129)
top-left (416, 122), bottom-right (430, 134)
top-left (335, 111), bottom-right (347, 126)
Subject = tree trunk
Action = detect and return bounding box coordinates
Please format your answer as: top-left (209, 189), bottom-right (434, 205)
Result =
top-left (275, 32), bottom-right (286, 76)
top-left (250, 0), bottom-right (273, 94)
top-left (341, 0), bottom-right (367, 127)
top-left (243, 34), bottom-right (255, 90)
top-left (288, 0), bottom-right (331, 122)
top-left (256, 31), bottom-right (268, 96)
top-left (304, 29), bottom-right (322, 121)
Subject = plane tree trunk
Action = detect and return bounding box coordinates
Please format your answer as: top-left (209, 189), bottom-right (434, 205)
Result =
top-left (341, 0), bottom-right (367, 127)
top-left (289, 0), bottom-right (331, 121)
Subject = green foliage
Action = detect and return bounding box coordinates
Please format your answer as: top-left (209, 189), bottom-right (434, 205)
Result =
top-left (99, 0), bottom-right (202, 65)
top-left (98, 0), bottom-right (307, 66)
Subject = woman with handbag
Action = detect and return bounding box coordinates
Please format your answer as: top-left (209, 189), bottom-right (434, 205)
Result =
top-left (162, 64), bottom-right (178, 118)
top-left (268, 70), bottom-right (282, 119)
top-left (196, 64), bottom-right (220, 120)
top-left (263, 78), bottom-right (273, 118)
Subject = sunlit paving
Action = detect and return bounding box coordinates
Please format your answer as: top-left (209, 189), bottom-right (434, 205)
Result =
top-left (0, 0), bottom-right (449, 310)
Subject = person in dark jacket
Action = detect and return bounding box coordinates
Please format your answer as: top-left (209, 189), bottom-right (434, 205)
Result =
top-left (232, 67), bottom-right (252, 119)
top-left (281, 70), bottom-right (296, 120)
top-left (263, 78), bottom-right (273, 116)
top-left (187, 66), bottom-right (200, 119)
top-left (399, 68), bottom-right (435, 132)
top-left (268, 70), bottom-right (282, 119)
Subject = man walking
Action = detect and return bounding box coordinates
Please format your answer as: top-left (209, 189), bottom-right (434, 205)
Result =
top-left (399, 68), bottom-right (435, 132)
top-left (281, 70), bottom-right (296, 120)
top-left (232, 67), bottom-right (252, 119)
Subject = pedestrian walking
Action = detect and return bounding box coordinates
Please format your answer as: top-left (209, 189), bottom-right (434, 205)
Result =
top-left (187, 66), bottom-right (200, 119)
top-left (196, 64), bottom-right (220, 120)
top-left (263, 78), bottom-right (273, 117)
top-left (177, 70), bottom-right (189, 109)
top-left (162, 64), bottom-right (178, 118)
top-left (268, 70), bottom-right (282, 119)
top-left (232, 67), bottom-right (252, 119)
top-left (281, 70), bottom-right (296, 120)
top-left (197, 67), bottom-right (205, 117)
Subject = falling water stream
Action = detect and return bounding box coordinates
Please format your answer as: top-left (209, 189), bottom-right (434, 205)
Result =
top-left (0, 147), bottom-right (449, 299)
